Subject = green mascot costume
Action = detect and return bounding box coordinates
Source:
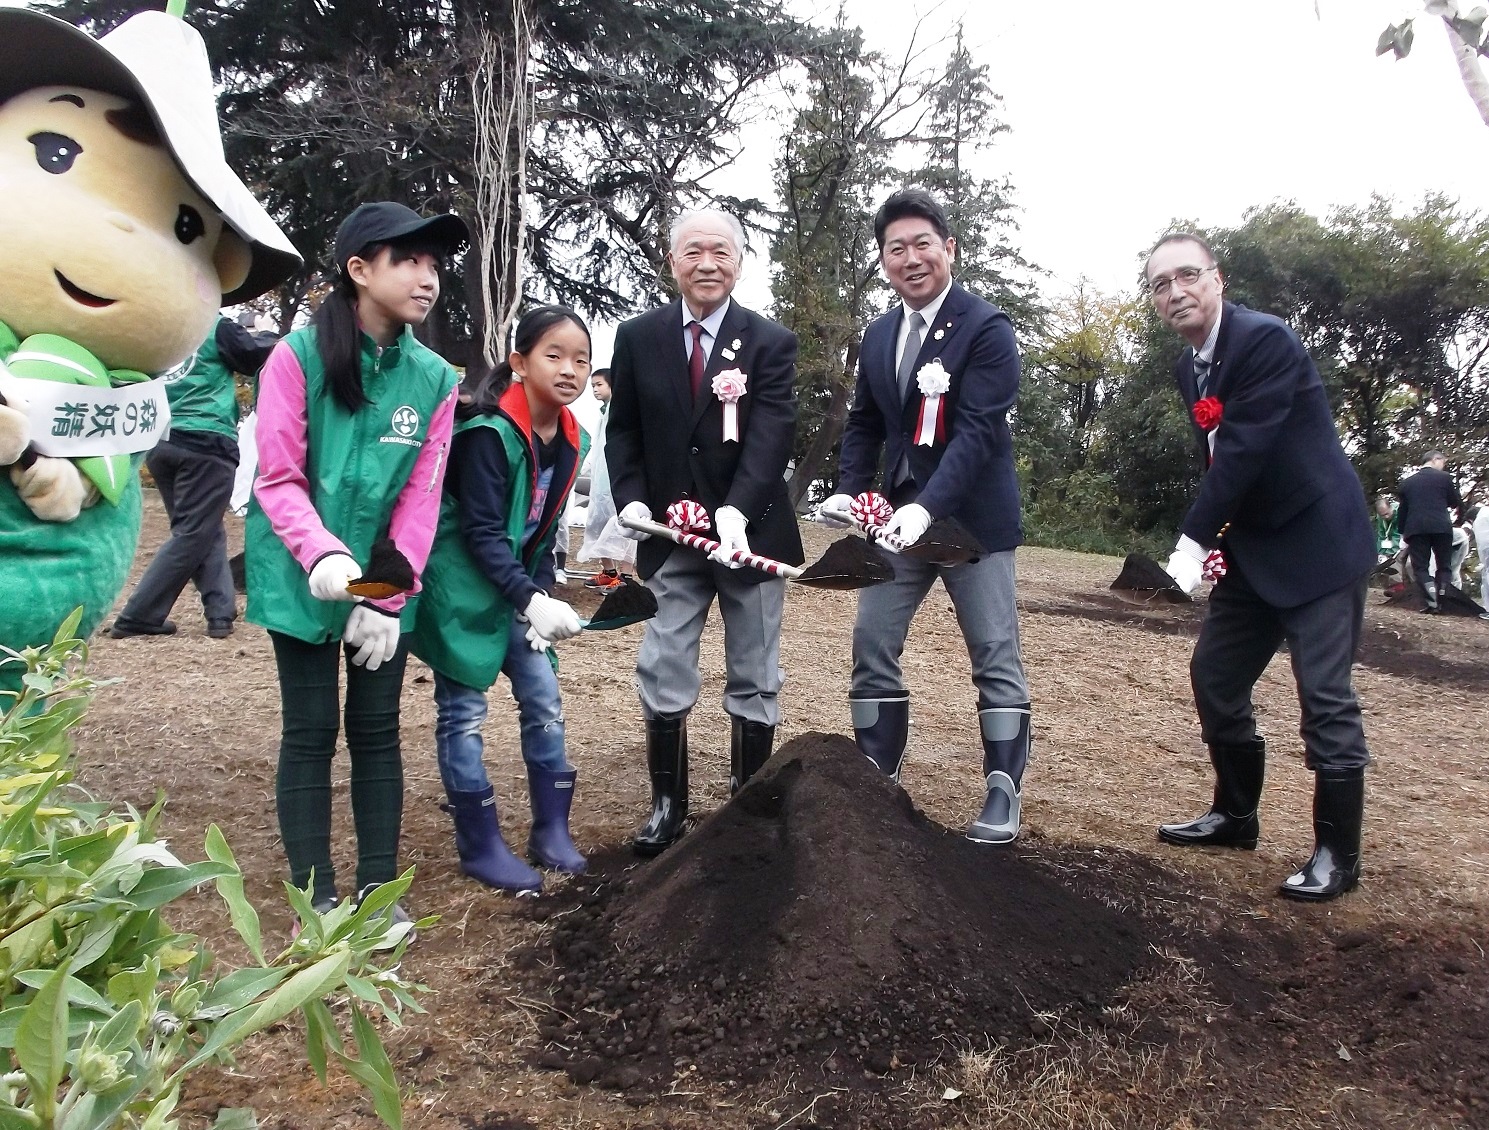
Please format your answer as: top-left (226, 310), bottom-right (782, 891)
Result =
top-left (0, 6), bottom-right (300, 689)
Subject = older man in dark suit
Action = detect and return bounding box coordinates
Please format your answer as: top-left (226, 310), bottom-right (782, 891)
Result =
top-left (607, 208), bottom-right (802, 856)
top-left (821, 187), bottom-right (1030, 845)
top-left (1147, 232), bottom-right (1376, 902)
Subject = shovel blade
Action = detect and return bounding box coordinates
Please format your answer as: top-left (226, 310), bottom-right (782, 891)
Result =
top-left (898, 518), bottom-right (984, 567)
top-left (582, 577), bottom-right (659, 630)
top-left (794, 535), bottom-right (896, 589)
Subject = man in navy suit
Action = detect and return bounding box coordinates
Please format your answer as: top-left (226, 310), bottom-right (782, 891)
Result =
top-left (1396, 450), bottom-right (1463, 613)
top-left (607, 208), bottom-right (802, 856)
top-left (821, 187), bottom-right (1030, 844)
top-left (1147, 232), bottom-right (1376, 902)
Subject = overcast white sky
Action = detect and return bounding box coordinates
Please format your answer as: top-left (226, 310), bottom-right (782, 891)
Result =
top-left (574, 0), bottom-right (1489, 416)
top-left (16, 1), bottom-right (1476, 422)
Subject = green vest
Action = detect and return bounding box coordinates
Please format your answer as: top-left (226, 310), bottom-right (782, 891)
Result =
top-left (162, 318), bottom-right (240, 440)
top-left (409, 411), bottom-right (588, 690)
top-left (244, 325), bottom-right (458, 644)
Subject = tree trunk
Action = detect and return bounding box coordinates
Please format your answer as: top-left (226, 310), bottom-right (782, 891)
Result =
top-left (1444, 17), bottom-right (1489, 128)
top-left (787, 338), bottom-right (861, 508)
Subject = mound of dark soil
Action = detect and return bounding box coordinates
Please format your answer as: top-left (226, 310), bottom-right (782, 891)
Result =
top-left (528, 734), bottom-right (1173, 1091)
top-left (1111, 551), bottom-right (1190, 603)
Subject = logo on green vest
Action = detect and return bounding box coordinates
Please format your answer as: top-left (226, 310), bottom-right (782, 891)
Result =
top-left (382, 404), bottom-right (423, 447)
top-left (392, 405), bottom-right (419, 436)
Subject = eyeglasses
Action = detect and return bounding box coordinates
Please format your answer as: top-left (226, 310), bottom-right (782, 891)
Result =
top-left (1147, 265), bottom-right (1216, 298)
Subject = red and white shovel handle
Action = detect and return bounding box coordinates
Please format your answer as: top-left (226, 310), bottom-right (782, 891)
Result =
top-left (619, 516), bottom-right (804, 580)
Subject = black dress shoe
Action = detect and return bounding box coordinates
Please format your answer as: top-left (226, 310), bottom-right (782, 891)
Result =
top-left (108, 618), bottom-right (177, 639)
top-left (207, 619), bottom-right (234, 639)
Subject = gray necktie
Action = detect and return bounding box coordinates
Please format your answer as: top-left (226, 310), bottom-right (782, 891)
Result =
top-left (893, 311), bottom-right (926, 486)
top-left (1193, 354), bottom-right (1212, 399)
top-left (897, 311), bottom-right (925, 402)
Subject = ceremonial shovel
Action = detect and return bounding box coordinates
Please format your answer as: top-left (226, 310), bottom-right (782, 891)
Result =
top-left (345, 536), bottom-right (658, 630)
top-left (619, 517), bottom-right (895, 590)
top-left (836, 513), bottom-right (984, 568)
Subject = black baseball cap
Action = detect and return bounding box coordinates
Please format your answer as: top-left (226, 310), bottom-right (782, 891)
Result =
top-left (333, 202), bottom-right (469, 272)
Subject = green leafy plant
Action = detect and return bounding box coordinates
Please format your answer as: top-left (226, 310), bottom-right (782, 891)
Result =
top-left (0, 611), bottom-right (429, 1129)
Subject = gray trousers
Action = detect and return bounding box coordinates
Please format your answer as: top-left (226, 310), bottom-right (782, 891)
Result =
top-left (635, 548), bottom-right (786, 726)
top-left (851, 549), bottom-right (1028, 709)
top-left (1192, 568), bottom-right (1369, 771)
top-left (118, 436), bottom-right (237, 626)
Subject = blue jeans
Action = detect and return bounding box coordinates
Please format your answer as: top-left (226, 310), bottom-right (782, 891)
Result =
top-left (433, 612), bottom-right (568, 793)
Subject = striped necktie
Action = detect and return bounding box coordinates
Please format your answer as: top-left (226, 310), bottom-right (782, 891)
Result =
top-left (1193, 354), bottom-right (1212, 399)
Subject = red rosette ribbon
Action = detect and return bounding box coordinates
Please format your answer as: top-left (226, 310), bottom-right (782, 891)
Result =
top-left (1193, 396), bottom-right (1223, 431)
top-left (1202, 549), bottom-right (1228, 583)
top-left (666, 500), bottom-right (711, 533)
top-left (849, 491), bottom-right (894, 530)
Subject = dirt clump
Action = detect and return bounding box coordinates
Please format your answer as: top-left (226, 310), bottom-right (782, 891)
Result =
top-left (530, 732), bottom-right (1167, 1091)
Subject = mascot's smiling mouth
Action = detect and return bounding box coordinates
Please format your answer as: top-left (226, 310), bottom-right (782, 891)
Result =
top-left (54, 270), bottom-right (117, 308)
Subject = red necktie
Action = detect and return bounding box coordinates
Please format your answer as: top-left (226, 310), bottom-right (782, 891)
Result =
top-left (689, 320), bottom-right (705, 400)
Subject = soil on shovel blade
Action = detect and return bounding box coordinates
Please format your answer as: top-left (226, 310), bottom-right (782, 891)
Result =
top-left (525, 733), bottom-right (1243, 1093)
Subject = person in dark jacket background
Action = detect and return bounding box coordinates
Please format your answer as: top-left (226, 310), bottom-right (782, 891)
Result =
top-left (1397, 450), bottom-right (1463, 613)
top-left (1147, 232), bottom-right (1376, 904)
top-left (110, 314), bottom-right (277, 639)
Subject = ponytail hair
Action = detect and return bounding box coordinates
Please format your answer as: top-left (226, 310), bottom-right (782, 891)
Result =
top-left (462, 304), bottom-right (590, 419)
top-left (313, 246), bottom-right (389, 413)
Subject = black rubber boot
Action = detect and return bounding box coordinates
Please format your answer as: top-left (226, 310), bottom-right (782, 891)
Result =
top-left (851, 694), bottom-right (910, 781)
top-left (729, 717), bottom-right (775, 795)
top-left (967, 704), bottom-right (1031, 844)
top-left (527, 766), bottom-right (587, 874)
top-left (633, 715), bottom-right (688, 857)
top-left (1158, 738), bottom-right (1266, 848)
top-left (441, 786), bottom-right (542, 894)
top-left (1278, 767), bottom-right (1364, 902)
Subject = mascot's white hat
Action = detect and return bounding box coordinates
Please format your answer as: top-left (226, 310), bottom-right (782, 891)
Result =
top-left (0, 6), bottom-right (301, 303)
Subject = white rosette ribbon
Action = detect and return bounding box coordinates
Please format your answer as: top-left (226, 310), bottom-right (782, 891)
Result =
top-left (712, 368), bottom-right (748, 443)
top-left (914, 359), bottom-right (951, 446)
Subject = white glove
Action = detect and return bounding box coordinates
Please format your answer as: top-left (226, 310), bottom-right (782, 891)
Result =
top-left (618, 500), bottom-right (653, 541)
top-left (1164, 535), bottom-right (1208, 595)
top-left (882, 503), bottom-right (932, 552)
top-left (344, 605), bottom-right (401, 671)
top-left (817, 493), bottom-right (855, 528)
top-left (11, 457), bottom-right (86, 522)
top-left (709, 505), bottom-right (750, 567)
top-left (309, 553), bottom-right (363, 602)
top-left (525, 624), bottom-right (554, 653)
top-left (524, 591), bottom-right (582, 643)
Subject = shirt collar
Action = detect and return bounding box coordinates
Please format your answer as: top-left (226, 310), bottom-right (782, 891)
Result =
top-left (1196, 308), bottom-right (1222, 363)
top-left (903, 281), bottom-right (953, 332)
top-left (682, 297), bottom-right (731, 338)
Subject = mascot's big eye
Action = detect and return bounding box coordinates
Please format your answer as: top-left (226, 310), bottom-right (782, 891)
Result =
top-left (28, 131), bottom-right (83, 174)
top-left (175, 204), bottom-right (206, 244)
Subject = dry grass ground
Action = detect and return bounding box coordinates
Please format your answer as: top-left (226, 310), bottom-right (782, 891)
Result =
top-left (69, 496), bottom-right (1489, 1129)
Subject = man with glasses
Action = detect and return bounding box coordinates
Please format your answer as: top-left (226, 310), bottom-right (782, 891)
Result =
top-left (1146, 233), bottom-right (1376, 903)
